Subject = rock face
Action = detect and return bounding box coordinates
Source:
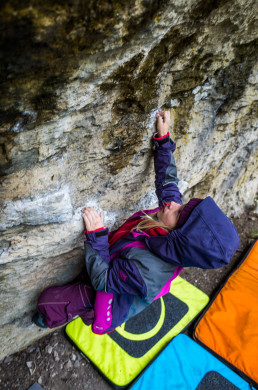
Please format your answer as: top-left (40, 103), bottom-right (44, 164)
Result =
top-left (0, 0), bottom-right (257, 359)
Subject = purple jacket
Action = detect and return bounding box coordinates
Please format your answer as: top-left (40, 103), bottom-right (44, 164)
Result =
top-left (84, 135), bottom-right (240, 334)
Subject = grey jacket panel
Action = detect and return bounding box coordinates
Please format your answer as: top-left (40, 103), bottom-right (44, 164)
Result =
top-left (164, 153), bottom-right (179, 185)
top-left (125, 247), bottom-right (177, 301)
top-left (85, 244), bottom-right (108, 291)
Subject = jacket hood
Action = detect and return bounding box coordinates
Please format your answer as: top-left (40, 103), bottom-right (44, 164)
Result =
top-left (145, 197), bottom-right (240, 269)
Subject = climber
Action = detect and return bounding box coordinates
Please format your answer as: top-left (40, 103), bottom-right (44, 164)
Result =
top-left (32, 110), bottom-right (240, 333)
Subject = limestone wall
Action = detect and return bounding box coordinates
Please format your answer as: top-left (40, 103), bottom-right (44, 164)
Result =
top-left (0, 0), bottom-right (257, 359)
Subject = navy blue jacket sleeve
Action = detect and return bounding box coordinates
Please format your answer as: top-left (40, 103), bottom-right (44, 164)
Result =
top-left (84, 229), bottom-right (110, 291)
top-left (153, 135), bottom-right (182, 207)
top-left (85, 228), bottom-right (110, 265)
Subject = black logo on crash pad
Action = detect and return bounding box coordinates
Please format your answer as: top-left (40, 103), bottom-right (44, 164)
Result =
top-left (109, 294), bottom-right (188, 358)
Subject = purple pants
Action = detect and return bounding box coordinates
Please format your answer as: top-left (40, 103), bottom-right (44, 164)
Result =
top-left (37, 281), bottom-right (96, 328)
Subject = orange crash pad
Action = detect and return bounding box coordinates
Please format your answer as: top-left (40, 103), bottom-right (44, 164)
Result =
top-left (194, 240), bottom-right (258, 387)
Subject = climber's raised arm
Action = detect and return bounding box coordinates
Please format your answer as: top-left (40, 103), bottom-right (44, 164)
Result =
top-left (153, 110), bottom-right (182, 208)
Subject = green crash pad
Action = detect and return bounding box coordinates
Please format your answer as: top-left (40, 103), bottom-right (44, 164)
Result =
top-left (66, 276), bottom-right (209, 389)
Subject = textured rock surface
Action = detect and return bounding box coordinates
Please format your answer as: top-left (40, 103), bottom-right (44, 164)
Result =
top-left (0, 0), bottom-right (257, 359)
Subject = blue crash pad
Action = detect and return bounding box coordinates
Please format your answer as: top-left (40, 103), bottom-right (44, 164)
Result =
top-left (131, 334), bottom-right (252, 390)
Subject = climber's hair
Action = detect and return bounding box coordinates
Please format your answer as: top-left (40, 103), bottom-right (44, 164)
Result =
top-left (131, 212), bottom-right (174, 233)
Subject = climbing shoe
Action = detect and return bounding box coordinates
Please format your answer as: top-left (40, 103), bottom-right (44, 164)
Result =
top-left (32, 312), bottom-right (48, 328)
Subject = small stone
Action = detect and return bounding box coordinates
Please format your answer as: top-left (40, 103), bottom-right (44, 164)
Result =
top-left (74, 360), bottom-right (80, 368)
top-left (26, 361), bottom-right (36, 375)
top-left (71, 353), bottom-right (76, 361)
top-left (36, 347), bottom-right (42, 359)
top-left (38, 376), bottom-right (43, 385)
top-left (54, 351), bottom-right (59, 362)
top-left (65, 360), bottom-right (73, 370)
top-left (50, 372), bottom-right (57, 378)
top-left (45, 345), bottom-right (52, 354)
top-left (4, 356), bottom-right (13, 364)
top-left (27, 346), bottom-right (35, 353)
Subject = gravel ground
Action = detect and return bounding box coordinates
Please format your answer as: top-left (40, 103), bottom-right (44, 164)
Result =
top-left (0, 210), bottom-right (257, 390)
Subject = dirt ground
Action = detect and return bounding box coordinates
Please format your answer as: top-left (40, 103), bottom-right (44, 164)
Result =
top-left (0, 209), bottom-right (257, 390)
